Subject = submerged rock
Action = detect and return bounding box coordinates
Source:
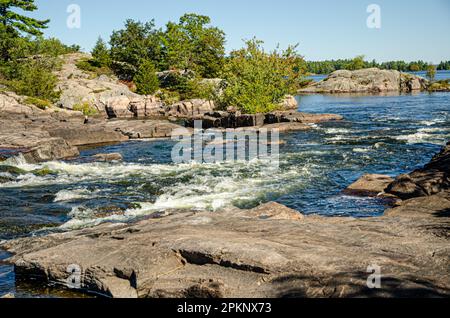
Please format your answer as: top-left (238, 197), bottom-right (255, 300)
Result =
top-left (93, 153), bottom-right (123, 162)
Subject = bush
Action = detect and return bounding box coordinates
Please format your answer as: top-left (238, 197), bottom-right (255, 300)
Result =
top-left (133, 60), bottom-right (159, 95)
top-left (5, 59), bottom-right (59, 101)
top-left (219, 39), bottom-right (305, 114)
top-left (157, 89), bottom-right (181, 105)
top-left (24, 97), bottom-right (52, 110)
top-left (76, 58), bottom-right (114, 78)
top-left (73, 101), bottom-right (98, 116)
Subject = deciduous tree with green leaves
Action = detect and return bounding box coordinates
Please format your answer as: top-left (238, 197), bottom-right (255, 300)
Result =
top-left (109, 19), bottom-right (164, 80)
top-left (162, 13), bottom-right (225, 78)
top-left (426, 64), bottom-right (436, 82)
top-left (219, 39), bottom-right (304, 114)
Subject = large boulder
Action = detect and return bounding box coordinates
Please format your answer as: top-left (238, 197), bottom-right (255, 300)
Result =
top-left (57, 54), bottom-right (165, 119)
top-left (343, 174), bottom-right (394, 197)
top-left (300, 68), bottom-right (429, 94)
top-left (104, 120), bottom-right (189, 139)
top-left (48, 127), bottom-right (129, 146)
top-left (164, 99), bottom-right (216, 118)
top-left (278, 95), bottom-right (298, 110)
top-left (386, 142), bottom-right (450, 200)
top-left (22, 138), bottom-right (80, 163)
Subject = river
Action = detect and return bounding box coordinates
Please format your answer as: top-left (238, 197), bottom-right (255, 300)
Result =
top-left (0, 91), bottom-right (449, 296)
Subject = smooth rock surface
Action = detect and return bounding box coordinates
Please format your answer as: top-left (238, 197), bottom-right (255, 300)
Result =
top-left (344, 174), bottom-right (394, 197)
top-left (300, 68), bottom-right (429, 94)
top-left (386, 142), bottom-right (449, 199)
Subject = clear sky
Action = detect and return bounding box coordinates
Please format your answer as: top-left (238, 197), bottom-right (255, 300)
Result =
top-left (32, 0), bottom-right (450, 63)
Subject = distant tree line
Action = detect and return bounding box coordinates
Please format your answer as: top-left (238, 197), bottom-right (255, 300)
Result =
top-left (305, 57), bottom-right (450, 74)
top-left (437, 61), bottom-right (450, 70)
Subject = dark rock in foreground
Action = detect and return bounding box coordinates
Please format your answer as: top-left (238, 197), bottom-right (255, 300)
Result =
top-left (343, 174), bottom-right (394, 197)
top-left (186, 111), bottom-right (343, 130)
top-left (2, 192), bottom-right (448, 298)
top-left (386, 142), bottom-right (449, 199)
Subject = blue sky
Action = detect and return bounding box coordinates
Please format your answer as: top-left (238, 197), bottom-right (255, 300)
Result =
top-left (32, 0), bottom-right (450, 63)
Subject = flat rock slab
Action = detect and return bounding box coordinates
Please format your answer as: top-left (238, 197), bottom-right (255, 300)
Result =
top-left (2, 193), bottom-right (449, 298)
top-left (344, 174), bottom-right (394, 197)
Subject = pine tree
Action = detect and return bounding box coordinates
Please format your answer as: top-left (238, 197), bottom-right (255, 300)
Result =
top-left (91, 37), bottom-right (111, 67)
top-left (133, 59), bottom-right (159, 95)
top-left (0, 0), bottom-right (49, 36)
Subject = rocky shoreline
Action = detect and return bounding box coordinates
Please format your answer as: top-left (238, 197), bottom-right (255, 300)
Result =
top-left (1, 142), bottom-right (448, 298)
top-left (0, 53), bottom-right (343, 163)
top-left (299, 68), bottom-right (430, 94)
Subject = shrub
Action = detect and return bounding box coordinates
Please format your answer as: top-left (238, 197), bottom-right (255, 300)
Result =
top-left (157, 89), bottom-right (181, 105)
top-left (73, 101), bottom-right (99, 116)
top-left (6, 59), bottom-right (59, 101)
top-left (426, 65), bottom-right (436, 82)
top-left (219, 39), bottom-right (305, 114)
top-left (24, 97), bottom-right (52, 110)
top-left (133, 59), bottom-right (159, 95)
top-left (76, 58), bottom-right (113, 77)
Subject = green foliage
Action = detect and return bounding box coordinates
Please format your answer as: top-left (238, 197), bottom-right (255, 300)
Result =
top-left (107, 14), bottom-right (225, 81)
top-left (32, 167), bottom-right (56, 176)
top-left (76, 58), bottom-right (113, 78)
top-left (219, 39), bottom-right (304, 114)
top-left (305, 58), bottom-right (439, 74)
top-left (31, 37), bottom-right (80, 57)
top-left (428, 79), bottom-right (450, 92)
top-left (91, 37), bottom-right (111, 67)
top-left (4, 59), bottom-right (59, 100)
top-left (162, 14), bottom-right (225, 78)
top-left (157, 89), bottom-right (181, 105)
top-left (0, 0), bottom-right (49, 36)
top-left (426, 64), bottom-right (437, 81)
top-left (73, 101), bottom-right (99, 116)
top-left (109, 19), bottom-right (164, 80)
top-left (409, 63), bottom-right (420, 72)
top-left (437, 61), bottom-right (450, 71)
top-left (24, 97), bottom-right (52, 110)
top-left (346, 55), bottom-right (366, 70)
top-left (133, 59), bottom-right (159, 95)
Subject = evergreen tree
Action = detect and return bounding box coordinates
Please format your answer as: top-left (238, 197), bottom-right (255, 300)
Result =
top-left (91, 37), bottom-right (111, 67)
top-left (133, 59), bottom-right (159, 95)
top-left (0, 0), bottom-right (49, 36)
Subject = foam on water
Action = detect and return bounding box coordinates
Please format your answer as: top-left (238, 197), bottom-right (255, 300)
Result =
top-left (55, 157), bottom-right (317, 230)
top-left (54, 188), bottom-right (97, 202)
